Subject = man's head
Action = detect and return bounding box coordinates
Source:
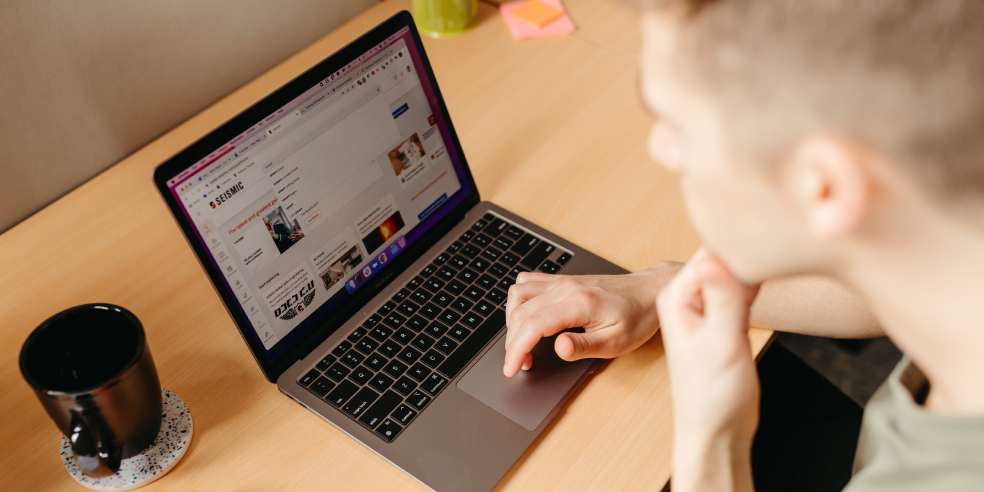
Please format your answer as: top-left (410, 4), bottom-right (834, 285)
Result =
top-left (639, 0), bottom-right (984, 282)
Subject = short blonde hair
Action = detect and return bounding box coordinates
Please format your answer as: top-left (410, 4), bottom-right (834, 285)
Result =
top-left (639, 0), bottom-right (984, 201)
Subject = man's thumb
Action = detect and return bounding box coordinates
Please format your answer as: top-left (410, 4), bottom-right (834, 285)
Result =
top-left (555, 330), bottom-right (606, 361)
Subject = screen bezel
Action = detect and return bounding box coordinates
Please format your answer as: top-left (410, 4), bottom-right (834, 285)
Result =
top-left (152, 10), bottom-right (480, 382)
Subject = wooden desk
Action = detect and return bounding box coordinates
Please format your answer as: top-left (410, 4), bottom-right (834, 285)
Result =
top-left (0, 1), bottom-right (772, 489)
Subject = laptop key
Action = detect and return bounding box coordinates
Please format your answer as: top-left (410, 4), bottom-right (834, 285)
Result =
top-left (438, 308), bottom-right (462, 326)
top-left (347, 327), bottom-right (367, 343)
top-left (435, 265), bottom-right (458, 282)
top-left (397, 346), bottom-right (422, 365)
top-left (483, 213), bottom-right (495, 221)
top-left (474, 300), bottom-right (495, 317)
top-left (498, 276), bottom-right (517, 292)
top-left (487, 263), bottom-right (508, 279)
top-left (433, 252), bottom-right (450, 265)
top-left (431, 291), bottom-right (453, 308)
top-left (407, 363), bottom-right (431, 382)
top-left (447, 325), bottom-right (471, 342)
top-left (384, 359), bottom-right (409, 378)
top-left (445, 279), bottom-right (467, 296)
top-left (348, 366), bottom-right (373, 386)
top-left (419, 264), bottom-right (437, 278)
top-left (392, 288), bottom-right (411, 303)
top-left (340, 350), bottom-right (365, 368)
top-left (437, 309), bottom-right (506, 379)
top-left (469, 257), bottom-right (491, 272)
top-left (393, 327), bottom-right (416, 345)
top-left (463, 286), bottom-right (487, 303)
top-left (485, 288), bottom-right (507, 305)
top-left (382, 313), bottom-right (406, 329)
top-left (392, 377), bottom-right (417, 397)
top-left (407, 276), bottom-right (423, 290)
top-left (392, 404), bottom-right (417, 424)
top-left (420, 373), bottom-right (448, 395)
top-left (379, 340), bottom-right (401, 358)
top-left (475, 274), bottom-right (497, 291)
top-left (471, 233), bottom-right (491, 248)
top-left (557, 252), bottom-right (572, 265)
top-left (510, 234), bottom-right (539, 256)
top-left (331, 340), bottom-right (352, 358)
top-left (375, 419), bottom-right (403, 442)
top-left (410, 289), bottom-right (432, 305)
top-left (503, 225), bottom-right (525, 241)
top-left (411, 333), bottom-right (435, 351)
top-left (316, 354), bottom-right (337, 371)
top-left (326, 380), bottom-right (359, 407)
top-left (493, 236), bottom-right (514, 251)
top-left (435, 337), bottom-right (459, 355)
top-left (521, 241), bottom-right (556, 269)
top-left (368, 373), bottom-right (395, 393)
top-left (445, 241), bottom-right (463, 254)
top-left (364, 353), bottom-right (387, 372)
top-left (448, 254), bottom-right (469, 270)
top-left (459, 229), bottom-right (476, 242)
top-left (471, 218), bottom-right (488, 232)
top-left (406, 390), bottom-right (431, 411)
top-left (360, 390), bottom-right (403, 429)
top-left (457, 267), bottom-right (479, 284)
top-left (419, 302), bottom-right (441, 319)
top-left (538, 260), bottom-right (561, 274)
top-left (405, 315), bottom-right (428, 333)
top-left (500, 251), bottom-right (521, 267)
top-left (363, 313), bottom-right (382, 329)
top-left (422, 349), bottom-right (446, 368)
top-left (451, 297), bottom-right (474, 314)
top-left (310, 377), bottom-right (336, 397)
top-left (370, 325), bottom-right (393, 341)
top-left (484, 218), bottom-right (510, 237)
top-left (422, 277), bottom-right (445, 293)
top-left (342, 387), bottom-right (380, 418)
top-left (354, 338), bottom-right (379, 355)
top-left (298, 369), bottom-right (320, 387)
top-left (325, 363), bottom-right (350, 382)
top-left (378, 301), bottom-right (396, 315)
top-left (460, 312), bottom-right (483, 330)
top-left (395, 300), bottom-right (420, 317)
top-left (425, 321), bottom-right (449, 339)
top-left (460, 244), bottom-right (481, 259)
top-left (480, 246), bottom-right (502, 263)
top-left (509, 265), bottom-right (531, 278)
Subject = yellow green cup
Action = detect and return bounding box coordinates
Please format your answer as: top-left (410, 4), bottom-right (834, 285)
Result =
top-left (412, 0), bottom-right (478, 38)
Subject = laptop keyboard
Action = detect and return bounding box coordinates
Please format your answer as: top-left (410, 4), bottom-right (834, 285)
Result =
top-left (296, 212), bottom-right (573, 442)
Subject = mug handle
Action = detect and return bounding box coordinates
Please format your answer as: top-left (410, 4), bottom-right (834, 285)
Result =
top-left (69, 408), bottom-right (122, 478)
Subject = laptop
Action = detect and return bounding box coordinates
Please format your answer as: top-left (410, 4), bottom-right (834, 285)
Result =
top-left (153, 11), bottom-right (626, 491)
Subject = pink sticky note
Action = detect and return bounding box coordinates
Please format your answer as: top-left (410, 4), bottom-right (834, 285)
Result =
top-left (500, 0), bottom-right (576, 41)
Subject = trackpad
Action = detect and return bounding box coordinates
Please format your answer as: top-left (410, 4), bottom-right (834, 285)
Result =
top-left (457, 333), bottom-right (594, 431)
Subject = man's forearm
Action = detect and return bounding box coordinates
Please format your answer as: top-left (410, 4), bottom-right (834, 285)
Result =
top-left (673, 434), bottom-right (755, 492)
top-left (749, 274), bottom-right (882, 338)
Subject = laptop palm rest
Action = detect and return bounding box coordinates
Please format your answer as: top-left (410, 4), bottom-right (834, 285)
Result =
top-left (457, 332), bottom-right (594, 431)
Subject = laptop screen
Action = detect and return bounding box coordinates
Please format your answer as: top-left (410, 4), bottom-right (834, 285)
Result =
top-left (164, 25), bottom-right (472, 364)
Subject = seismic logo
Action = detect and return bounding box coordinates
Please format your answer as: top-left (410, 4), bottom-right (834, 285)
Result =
top-left (274, 280), bottom-right (316, 321)
top-left (209, 181), bottom-right (245, 209)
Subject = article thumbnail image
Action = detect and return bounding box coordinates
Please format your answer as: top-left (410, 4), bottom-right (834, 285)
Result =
top-left (319, 245), bottom-right (363, 290)
top-left (264, 206), bottom-right (304, 254)
top-left (387, 134), bottom-right (424, 177)
top-left (362, 211), bottom-right (405, 254)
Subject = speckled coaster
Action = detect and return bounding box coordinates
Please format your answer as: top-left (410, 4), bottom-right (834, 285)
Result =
top-left (60, 389), bottom-right (193, 491)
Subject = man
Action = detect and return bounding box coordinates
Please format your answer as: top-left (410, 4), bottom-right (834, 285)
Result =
top-left (264, 217), bottom-right (304, 254)
top-left (503, 1), bottom-right (984, 490)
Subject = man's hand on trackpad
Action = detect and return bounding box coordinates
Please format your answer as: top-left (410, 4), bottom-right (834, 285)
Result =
top-left (502, 263), bottom-right (682, 377)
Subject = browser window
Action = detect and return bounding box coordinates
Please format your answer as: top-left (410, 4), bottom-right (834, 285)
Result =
top-left (167, 32), bottom-right (468, 359)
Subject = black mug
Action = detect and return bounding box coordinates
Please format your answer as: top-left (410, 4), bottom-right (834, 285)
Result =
top-left (20, 304), bottom-right (162, 478)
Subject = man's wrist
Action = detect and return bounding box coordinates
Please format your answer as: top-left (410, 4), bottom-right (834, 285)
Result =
top-left (672, 433), bottom-right (754, 492)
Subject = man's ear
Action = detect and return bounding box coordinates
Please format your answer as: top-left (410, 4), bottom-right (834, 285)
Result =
top-left (788, 136), bottom-right (871, 239)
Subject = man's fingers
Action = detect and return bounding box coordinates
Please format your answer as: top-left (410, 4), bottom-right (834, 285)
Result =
top-left (554, 329), bottom-right (618, 361)
top-left (503, 298), bottom-right (590, 377)
top-left (505, 278), bottom-right (562, 346)
top-left (516, 271), bottom-right (557, 284)
top-left (694, 257), bottom-right (753, 332)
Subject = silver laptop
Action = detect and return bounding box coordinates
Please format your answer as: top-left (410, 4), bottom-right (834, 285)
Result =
top-left (153, 11), bottom-right (626, 491)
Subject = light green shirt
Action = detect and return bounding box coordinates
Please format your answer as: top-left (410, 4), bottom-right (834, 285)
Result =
top-left (845, 357), bottom-right (984, 491)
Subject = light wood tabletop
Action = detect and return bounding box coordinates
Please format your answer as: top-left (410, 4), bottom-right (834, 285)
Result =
top-left (0, 1), bottom-right (772, 490)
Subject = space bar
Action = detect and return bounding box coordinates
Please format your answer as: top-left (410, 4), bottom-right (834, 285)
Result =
top-left (437, 309), bottom-right (506, 379)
